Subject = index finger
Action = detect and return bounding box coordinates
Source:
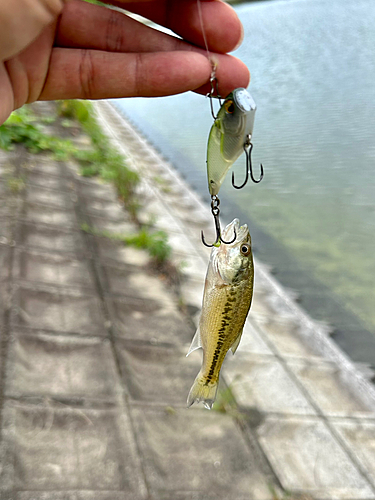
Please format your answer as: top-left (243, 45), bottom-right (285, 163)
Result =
top-left (104, 0), bottom-right (243, 54)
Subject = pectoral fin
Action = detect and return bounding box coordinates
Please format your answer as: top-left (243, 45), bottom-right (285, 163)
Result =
top-left (231, 330), bottom-right (243, 354)
top-left (186, 327), bottom-right (202, 357)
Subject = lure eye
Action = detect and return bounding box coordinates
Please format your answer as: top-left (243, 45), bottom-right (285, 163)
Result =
top-left (224, 100), bottom-right (235, 114)
top-left (240, 243), bottom-right (251, 256)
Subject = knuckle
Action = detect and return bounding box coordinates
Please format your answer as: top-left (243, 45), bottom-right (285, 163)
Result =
top-left (105, 10), bottom-right (125, 52)
top-left (78, 49), bottom-right (95, 99)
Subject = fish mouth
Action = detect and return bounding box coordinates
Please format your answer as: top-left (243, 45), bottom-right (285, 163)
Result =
top-left (221, 218), bottom-right (248, 244)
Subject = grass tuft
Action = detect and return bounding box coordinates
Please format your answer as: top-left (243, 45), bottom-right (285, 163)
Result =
top-left (57, 100), bottom-right (140, 218)
top-left (81, 223), bottom-right (171, 265)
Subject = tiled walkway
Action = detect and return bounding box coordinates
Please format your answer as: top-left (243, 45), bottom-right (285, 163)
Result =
top-left (0, 101), bottom-right (375, 499)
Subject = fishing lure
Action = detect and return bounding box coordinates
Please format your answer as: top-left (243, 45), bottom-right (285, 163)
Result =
top-left (207, 87), bottom-right (263, 197)
top-left (201, 86), bottom-right (264, 247)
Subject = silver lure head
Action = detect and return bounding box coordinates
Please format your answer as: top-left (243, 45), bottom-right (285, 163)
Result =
top-left (212, 219), bottom-right (253, 284)
top-left (217, 88), bottom-right (256, 143)
top-left (207, 88), bottom-right (257, 196)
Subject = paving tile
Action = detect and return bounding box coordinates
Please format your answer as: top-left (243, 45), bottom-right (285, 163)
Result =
top-left (171, 251), bottom-right (208, 281)
top-left (0, 195), bottom-right (21, 217)
top-left (15, 222), bottom-right (87, 256)
top-left (22, 203), bottom-right (77, 228)
top-left (14, 493), bottom-right (78, 500)
top-left (116, 341), bottom-right (200, 405)
top-left (107, 295), bottom-right (194, 345)
top-left (179, 277), bottom-right (205, 309)
top-left (236, 322), bottom-right (274, 356)
top-left (87, 214), bottom-right (136, 235)
top-left (248, 289), bottom-right (277, 323)
top-left (81, 198), bottom-right (125, 221)
top-left (0, 244), bottom-right (11, 281)
top-left (332, 418), bottom-right (375, 487)
top-left (150, 493), bottom-right (242, 500)
top-left (287, 360), bottom-right (375, 417)
top-left (91, 235), bottom-right (150, 267)
top-left (27, 157), bottom-right (69, 178)
top-left (13, 249), bottom-right (94, 289)
top-left (224, 353), bottom-right (316, 415)
top-left (77, 492), bottom-right (140, 500)
top-left (0, 282), bottom-right (10, 322)
top-left (0, 217), bottom-right (13, 243)
top-left (100, 262), bottom-right (176, 304)
top-left (0, 180), bottom-right (21, 220)
top-left (257, 415), bottom-right (374, 499)
top-left (257, 316), bottom-right (321, 360)
top-left (167, 232), bottom-right (206, 257)
top-left (6, 331), bottom-right (120, 400)
top-left (137, 200), bottom-right (182, 232)
top-left (168, 205), bottom-right (210, 228)
top-left (25, 185), bottom-right (75, 209)
top-left (26, 171), bottom-right (73, 191)
top-left (0, 156), bottom-right (16, 177)
top-left (0, 402), bottom-right (145, 494)
top-left (76, 179), bottom-right (118, 202)
top-left (0, 180), bottom-right (8, 197)
top-left (131, 406), bottom-right (273, 500)
top-left (12, 285), bottom-right (107, 335)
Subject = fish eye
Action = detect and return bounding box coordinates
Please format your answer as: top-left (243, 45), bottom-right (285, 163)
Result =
top-left (224, 100), bottom-right (235, 114)
top-left (240, 243), bottom-right (251, 256)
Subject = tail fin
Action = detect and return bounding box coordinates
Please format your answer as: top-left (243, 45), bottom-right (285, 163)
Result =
top-left (187, 374), bottom-right (218, 410)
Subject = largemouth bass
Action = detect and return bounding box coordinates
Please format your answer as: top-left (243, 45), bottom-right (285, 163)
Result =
top-left (207, 88), bottom-right (257, 196)
top-left (187, 218), bottom-right (254, 409)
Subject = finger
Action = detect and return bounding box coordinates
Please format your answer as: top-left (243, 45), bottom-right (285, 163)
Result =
top-left (56, 1), bottom-right (248, 89)
top-left (39, 49), bottom-right (213, 100)
top-left (0, 0), bottom-right (66, 61)
top-left (4, 22), bottom-right (56, 108)
top-left (0, 63), bottom-right (14, 125)
top-left (94, 0), bottom-right (243, 54)
top-left (56, 0), bottom-right (185, 53)
top-left (39, 48), bottom-right (249, 101)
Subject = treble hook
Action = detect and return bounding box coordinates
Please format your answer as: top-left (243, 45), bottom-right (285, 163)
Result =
top-left (232, 136), bottom-right (264, 189)
top-left (201, 195), bottom-right (236, 247)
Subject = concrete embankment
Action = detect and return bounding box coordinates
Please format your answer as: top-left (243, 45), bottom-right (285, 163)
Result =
top-left (0, 100), bottom-right (375, 499)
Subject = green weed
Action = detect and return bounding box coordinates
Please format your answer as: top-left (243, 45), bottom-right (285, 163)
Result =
top-left (124, 228), bottom-right (171, 263)
top-left (214, 381), bottom-right (238, 413)
top-left (80, 223), bottom-right (171, 265)
top-left (0, 106), bottom-right (77, 159)
top-left (57, 100), bottom-right (140, 218)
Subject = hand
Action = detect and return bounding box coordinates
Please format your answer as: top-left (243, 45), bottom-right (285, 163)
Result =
top-left (0, 0), bottom-right (250, 125)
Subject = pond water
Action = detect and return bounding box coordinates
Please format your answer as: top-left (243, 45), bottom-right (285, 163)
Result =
top-left (115, 0), bottom-right (375, 366)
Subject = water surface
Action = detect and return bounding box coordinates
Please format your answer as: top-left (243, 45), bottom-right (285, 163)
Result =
top-left (116, 0), bottom-right (375, 365)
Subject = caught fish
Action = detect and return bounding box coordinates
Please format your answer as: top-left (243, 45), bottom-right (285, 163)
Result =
top-left (207, 88), bottom-right (257, 196)
top-left (187, 218), bottom-right (254, 409)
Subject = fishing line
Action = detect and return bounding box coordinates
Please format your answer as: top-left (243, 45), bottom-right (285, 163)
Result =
top-left (197, 0), bottom-right (220, 113)
top-left (197, 0), bottom-right (229, 247)
top-left (196, 0), bottom-right (211, 64)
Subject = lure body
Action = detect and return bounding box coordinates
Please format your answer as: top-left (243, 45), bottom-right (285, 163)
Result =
top-left (207, 88), bottom-right (257, 196)
top-left (187, 218), bottom-right (254, 409)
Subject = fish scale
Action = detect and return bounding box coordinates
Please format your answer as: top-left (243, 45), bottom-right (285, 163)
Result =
top-left (201, 280), bottom-right (253, 382)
